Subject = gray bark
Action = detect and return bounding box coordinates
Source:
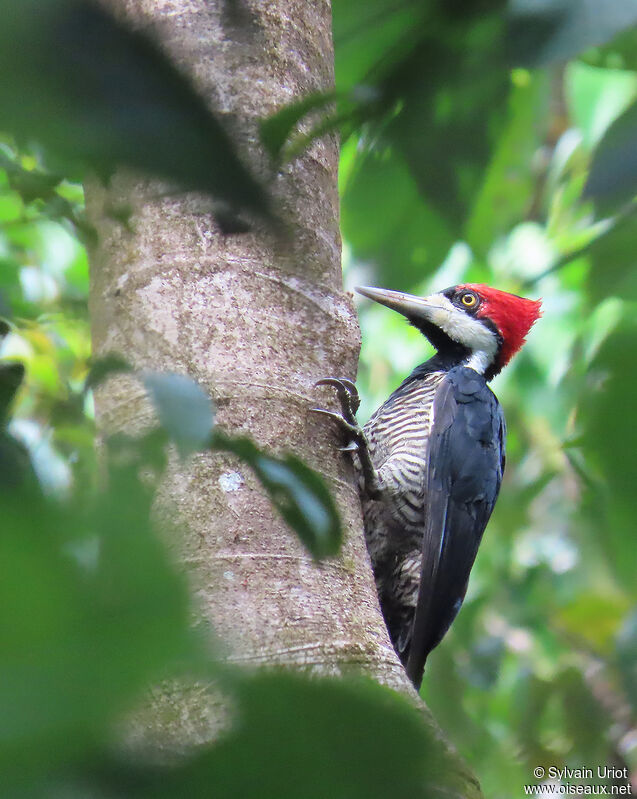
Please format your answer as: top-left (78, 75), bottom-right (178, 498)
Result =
top-left (86, 1), bottom-right (482, 797)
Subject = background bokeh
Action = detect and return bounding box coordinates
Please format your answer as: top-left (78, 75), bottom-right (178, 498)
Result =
top-left (335, 4), bottom-right (637, 794)
top-left (1, 1), bottom-right (636, 797)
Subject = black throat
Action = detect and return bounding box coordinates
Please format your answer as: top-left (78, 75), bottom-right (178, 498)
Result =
top-left (409, 317), bottom-right (502, 381)
top-left (410, 318), bottom-right (471, 372)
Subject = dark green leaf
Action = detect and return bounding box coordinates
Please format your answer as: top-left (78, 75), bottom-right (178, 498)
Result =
top-left (0, 431), bottom-right (39, 493)
top-left (586, 206), bottom-right (637, 300)
top-left (383, 7), bottom-right (509, 230)
top-left (616, 610), bottom-right (637, 712)
top-left (509, 0), bottom-right (637, 68)
top-left (0, 362), bottom-right (24, 426)
top-left (213, 432), bottom-right (341, 559)
top-left (579, 314), bottom-right (637, 591)
top-left (335, 0), bottom-right (511, 237)
top-left (0, 149), bottom-right (61, 204)
top-left (583, 26), bottom-right (637, 72)
top-left (565, 61), bottom-right (637, 151)
top-left (584, 101), bottom-right (637, 212)
top-left (341, 147), bottom-right (453, 286)
top-left (84, 353), bottom-right (133, 391)
top-left (143, 372), bottom-right (215, 457)
top-left (88, 365), bottom-right (215, 457)
top-left (0, 0), bottom-right (273, 223)
top-left (466, 72), bottom-right (550, 254)
top-left (333, 0), bottom-right (427, 91)
top-left (104, 674), bottom-right (453, 799)
top-left (260, 92), bottom-right (336, 160)
top-left (556, 666), bottom-right (610, 765)
top-left (105, 428), bottom-right (170, 474)
top-left (0, 480), bottom-right (191, 786)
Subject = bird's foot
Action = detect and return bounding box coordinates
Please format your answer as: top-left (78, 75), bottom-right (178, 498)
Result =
top-left (311, 377), bottom-right (381, 498)
top-left (311, 377), bottom-right (360, 442)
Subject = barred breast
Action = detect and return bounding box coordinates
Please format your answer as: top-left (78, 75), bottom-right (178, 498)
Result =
top-left (359, 370), bottom-right (446, 652)
top-left (363, 371), bottom-right (445, 526)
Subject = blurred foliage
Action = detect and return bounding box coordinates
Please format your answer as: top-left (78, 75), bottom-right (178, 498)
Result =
top-left (0, 428), bottom-right (438, 798)
top-left (331, 1), bottom-right (637, 796)
top-left (0, 0), bottom-right (273, 228)
top-left (1, 0), bottom-right (637, 797)
top-left (0, 346), bottom-right (419, 797)
top-left (96, 674), bottom-right (451, 799)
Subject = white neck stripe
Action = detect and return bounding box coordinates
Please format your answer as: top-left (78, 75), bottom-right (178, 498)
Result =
top-left (463, 350), bottom-right (491, 375)
top-left (424, 294), bottom-right (498, 373)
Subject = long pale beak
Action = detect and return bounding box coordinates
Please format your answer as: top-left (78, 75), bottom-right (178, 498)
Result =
top-left (355, 286), bottom-right (440, 322)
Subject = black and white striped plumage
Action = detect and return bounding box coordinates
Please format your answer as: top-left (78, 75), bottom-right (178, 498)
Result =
top-left (362, 361), bottom-right (505, 687)
top-left (314, 283), bottom-right (541, 688)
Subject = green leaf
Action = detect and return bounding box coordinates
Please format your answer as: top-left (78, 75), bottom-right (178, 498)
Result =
top-left (582, 26), bottom-right (637, 72)
top-left (584, 100), bottom-right (637, 212)
top-left (341, 147), bottom-right (453, 286)
top-left (556, 666), bottom-right (610, 765)
top-left (260, 92), bottom-right (336, 160)
top-left (0, 362), bottom-right (24, 426)
top-left (88, 364), bottom-right (215, 457)
top-left (586, 207), bottom-right (637, 300)
top-left (509, 0), bottom-right (637, 68)
top-left (143, 372), bottom-right (215, 457)
top-left (213, 432), bottom-right (341, 559)
top-left (333, 0), bottom-right (512, 238)
top-left (0, 0), bottom-right (273, 224)
top-left (466, 71), bottom-right (550, 254)
top-left (556, 594), bottom-right (629, 653)
top-left (579, 314), bottom-right (637, 592)
top-left (616, 610), bottom-right (637, 712)
top-left (84, 353), bottom-right (132, 391)
top-left (382, 4), bottom-right (509, 231)
top-left (0, 190), bottom-right (24, 223)
top-left (0, 480), bottom-right (191, 786)
top-left (333, 0), bottom-right (427, 91)
top-left (0, 431), bottom-right (38, 493)
top-left (565, 62), bottom-right (637, 150)
top-left (107, 674), bottom-right (456, 799)
top-left (0, 149), bottom-right (61, 204)
top-left (105, 428), bottom-right (170, 474)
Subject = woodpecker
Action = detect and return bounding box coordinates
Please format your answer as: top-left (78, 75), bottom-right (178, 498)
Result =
top-left (313, 284), bottom-right (541, 689)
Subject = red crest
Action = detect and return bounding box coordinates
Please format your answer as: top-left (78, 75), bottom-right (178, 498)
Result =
top-left (458, 284), bottom-right (542, 370)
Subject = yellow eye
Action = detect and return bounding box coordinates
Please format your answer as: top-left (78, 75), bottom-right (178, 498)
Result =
top-left (461, 293), bottom-right (477, 307)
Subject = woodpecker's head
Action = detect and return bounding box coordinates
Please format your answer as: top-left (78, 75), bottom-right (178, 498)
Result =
top-left (356, 283), bottom-right (541, 379)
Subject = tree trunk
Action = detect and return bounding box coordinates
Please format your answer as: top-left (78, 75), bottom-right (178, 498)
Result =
top-left (86, 1), bottom-right (481, 797)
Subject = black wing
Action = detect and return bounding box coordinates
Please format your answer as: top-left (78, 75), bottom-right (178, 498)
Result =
top-left (405, 366), bottom-right (505, 688)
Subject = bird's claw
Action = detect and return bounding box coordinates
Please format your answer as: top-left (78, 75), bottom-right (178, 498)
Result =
top-left (312, 376), bottom-right (381, 499)
top-left (311, 376), bottom-right (363, 443)
top-left (314, 377), bottom-right (361, 421)
top-left (338, 441), bottom-right (359, 453)
top-left (309, 406), bottom-right (358, 436)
